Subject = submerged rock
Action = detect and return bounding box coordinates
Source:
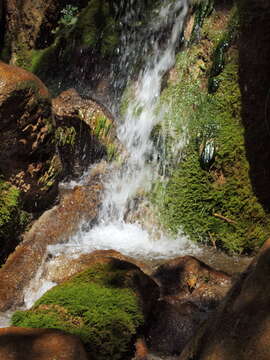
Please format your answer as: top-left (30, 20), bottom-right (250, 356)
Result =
top-left (179, 239), bottom-right (270, 360)
top-left (12, 252), bottom-right (160, 360)
top-left (0, 326), bottom-right (87, 360)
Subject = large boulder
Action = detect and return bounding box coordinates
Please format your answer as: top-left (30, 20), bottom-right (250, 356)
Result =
top-left (145, 256), bottom-right (231, 356)
top-left (179, 240), bottom-right (270, 360)
top-left (0, 327), bottom-right (87, 360)
top-left (11, 252), bottom-right (160, 360)
top-left (0, 61), bottom-right (60, 213)
top-left (52, 88), bottom-right (116, 179)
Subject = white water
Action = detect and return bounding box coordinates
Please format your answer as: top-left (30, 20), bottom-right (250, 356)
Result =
top-left (8, 0), bottom-right (203, 315)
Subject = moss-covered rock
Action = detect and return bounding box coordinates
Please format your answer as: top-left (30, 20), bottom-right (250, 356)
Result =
top-left (5, 0), bottom-right (120, 89)
top-left (153, 5), bottom-right (270, 254)
top-left (11, 259), bottom-right (156, 360)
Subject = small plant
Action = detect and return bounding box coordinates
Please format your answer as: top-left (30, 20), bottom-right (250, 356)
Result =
top-left (59, 5), bottom-right (79, 27)
top-left (55, 126), bottom-right (76, 147)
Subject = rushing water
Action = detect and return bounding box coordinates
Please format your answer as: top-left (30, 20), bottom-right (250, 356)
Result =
top-left (19, 0), bottom-right (199, 309)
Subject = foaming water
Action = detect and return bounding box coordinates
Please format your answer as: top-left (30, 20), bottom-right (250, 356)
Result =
top-left (48, 222), bottom-right (201, 261)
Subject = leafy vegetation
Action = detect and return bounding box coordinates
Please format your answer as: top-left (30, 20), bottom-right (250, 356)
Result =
top-left (12, 263), bottom-right (144, 360)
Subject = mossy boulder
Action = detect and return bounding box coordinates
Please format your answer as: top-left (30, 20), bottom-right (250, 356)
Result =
top-left (153, 4), bottom-right (270, 254)
top-left (12, 255), bottom-right (160, 360)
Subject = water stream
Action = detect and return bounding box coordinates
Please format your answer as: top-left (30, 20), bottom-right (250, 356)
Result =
top-left (22, 0), bottom-right (196, 308)
top-left (1, 0), bottom-right (251, 328)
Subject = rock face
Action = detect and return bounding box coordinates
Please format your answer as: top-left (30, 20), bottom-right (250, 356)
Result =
top-left (52, 88), bottom-right (115, 179)
top-left (0, 61), bottom-right (60, 213)
top-left (0, 327), bottom-right (88, 360)
top-left (178, 240), bottom-right (270, 360)
top-left (238, 0), bottom-right (270, 209)
top-left (0, 165), bottom-right (104, 312)
top-left (146, 256), bottom-right (231, 355)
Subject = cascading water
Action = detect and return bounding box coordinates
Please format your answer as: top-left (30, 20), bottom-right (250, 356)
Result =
top-left (7, 0), bottom-right (203, 313)
top-left (45, 0), bottom-right (198, 261)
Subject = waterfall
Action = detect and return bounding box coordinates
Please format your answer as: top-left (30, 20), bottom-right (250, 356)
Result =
top-left (20, 0), bottom-right (202, 309)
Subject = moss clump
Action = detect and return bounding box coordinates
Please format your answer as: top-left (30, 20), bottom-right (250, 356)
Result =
top-left (154, 6), bottom-right (270, 254)
top-left (12, 263), bottom-right (144, 360)
top-left (0, 179), bottom-right (30, 262)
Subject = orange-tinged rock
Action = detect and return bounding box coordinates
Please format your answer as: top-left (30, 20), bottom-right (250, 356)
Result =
top-left (0, 327), bottom-right (88, 360)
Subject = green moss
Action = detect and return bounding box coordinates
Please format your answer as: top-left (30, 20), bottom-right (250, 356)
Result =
top-left (208, 8), bottom-right (240, 93)
top-left (0, 179), bottom-right (30, 261)
top-left (153, 6), bottom-right (270, 254)
top-left (190, 0), bottom-right (214, 44)
top-left (12, 263), bottom-right (144, 360)
top-left (0, 180), bottom-right (20, 229)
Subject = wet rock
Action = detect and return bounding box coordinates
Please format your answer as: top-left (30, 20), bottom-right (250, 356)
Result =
top-left (0, 61), bottom-right (61, 213)
top-left (48, 249), bottom-right (153, 284)
top-left (0, 165), bottom-right (104, 312)
top-left (179, 239), bottom-right (270, 360)
top-left (153, 256), bottom-right (231, 309)
top-left (0, 326), bottom-right (87, 360)
top-left (145, 256), bottom-right (231, 356)
top-left (52, 88), bottom-right (116, 179)
top-left (3, 0), bottom-right (87, 62)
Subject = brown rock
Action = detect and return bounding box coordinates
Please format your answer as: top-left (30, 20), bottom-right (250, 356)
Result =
top-left (135, 338), bottom-right (148, 360)
top-left (52, 88), bottom-right (116, 179)
top-left (0, 165), bottom-right (104, 312)
top-left (3, 0), bottom-right (86, 62)
top-left (0, 327), bottom-right (87, 360)
top-left (145, 256), bottom-right (231, 356)
top-left (0, 61), bottom-right (60, 213)
top-left (154, 256), bottom-right (231, 308)
top-left (179, 240), bottom-right (270, 360)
